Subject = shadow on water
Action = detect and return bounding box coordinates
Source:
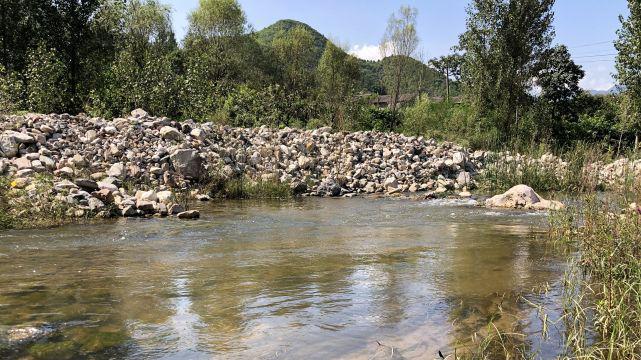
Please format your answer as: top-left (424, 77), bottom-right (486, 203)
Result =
top-left (0, 197), bottom-right (569, 359)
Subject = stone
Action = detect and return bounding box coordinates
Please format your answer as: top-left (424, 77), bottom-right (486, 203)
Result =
top-left (94, 189), bottom-right (114, 204)
top-left (97, 181), bottom-right (118, 192)
top-left (120, 205), bottom-right (138, 217)
top-left (177, 210), bottom-right (200, 219)
top-left (131, 108), bottom-right (148, 118)
top-left (160, 126), bottom-right (184, 141)
top-left (485, 184), bottom-right (564, 210)
top-left (87, 197), bottom-right (105, 211)
top-left (69, 154), bottom-right (88, 168)
top-left (452, 151), bottom-right (467, 166)
top-left (168, 203), bottom-right (185, 215)
top-left (383, 176), bottom-right (399, 192)
top-left (136, 200), bottom-right (156, 213)
top-left (108, 163), bottom-right (124, 178)
top-left (290, 181), bottom-right (308, 195)
top-left (170, 149), bottom-right (202, 179)
top-left (0, 133), bottom-right (18, 158)
top-left (196, 194), bottom-right (211, 201)
top-left (54, 180), bottom-right (78, 191)
top-left (136, 190), bottom-right (157, 202)
top-left (74, 179), bottom-right (99, 192)
top-left (456, 171), bottom-right (472, 186)
top-left (14, 157), bottom-right (32, 170)
top-left (55, 167), bottom-right (74, 178)
top-left (157, 190), bottom-right (174, 204)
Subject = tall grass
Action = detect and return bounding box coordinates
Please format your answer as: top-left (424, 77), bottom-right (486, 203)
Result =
top-left (548, 194), bottom-right (641, 359)
top-left (478, 142), bottom-right (608, 193)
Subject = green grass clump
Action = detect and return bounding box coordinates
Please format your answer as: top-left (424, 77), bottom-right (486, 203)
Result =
top-left (549, 193), bottom-right (641, 359)
top-left (202, 170), bottom-right (292, 200)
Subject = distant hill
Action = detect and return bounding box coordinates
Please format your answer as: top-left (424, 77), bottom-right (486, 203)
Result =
top-left (588, 86), bottom-right (620, 96)
top-left (254, 19), bottom-right (328, 65)
top-left (254, 19), bottom-right (456, 97)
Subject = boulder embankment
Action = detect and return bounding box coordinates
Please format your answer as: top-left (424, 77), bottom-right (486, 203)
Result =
top-left (1, 110), bottom-right (638, 226)
top-left (0, 110), bottom-right (484, 223)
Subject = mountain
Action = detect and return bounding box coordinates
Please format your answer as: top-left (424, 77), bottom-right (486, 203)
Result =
top-left (588, 86), bottom-right (621, 96)
top-left (254, 19), bottom-right (455, 97)
top-left (254, 19), bottom-right (329, 65)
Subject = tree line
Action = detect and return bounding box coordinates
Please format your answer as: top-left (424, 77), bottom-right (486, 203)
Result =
top-left (0, 0), bottom-right (640, 151)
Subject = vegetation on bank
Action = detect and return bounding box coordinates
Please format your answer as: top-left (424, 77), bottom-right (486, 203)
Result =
top-left (1, 0), bottom-right (640, 153)
top-left (0, 175), bottom-right (80, 230)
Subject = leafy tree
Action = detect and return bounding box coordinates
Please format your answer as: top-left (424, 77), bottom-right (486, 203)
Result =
top-left (380, 6), bottom-right (419, 111)
top-left (0, 65), bottom-right (24, 113)
top-left (25, 44), bottom-right (69, 113)
top-left (533, 44), bottom-right (584, 141)
top-left (458, 0), bottom-right (555, 141)
top-left (271, 25), bottom-right (317, 95)
top-left (429, 54), bottom-right (463, 102)
top-left (182, 0), bottom-right (252, 119)
top-left (615, 0), bottom-right (641, 149)
top-left (91, 0), bottom-right (181, 117)
top-left (317, 41), bottom-right (361, 129)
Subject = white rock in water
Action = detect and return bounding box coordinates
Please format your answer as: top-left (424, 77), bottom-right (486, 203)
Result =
top-left (485, 184), bottom-right (564, 210)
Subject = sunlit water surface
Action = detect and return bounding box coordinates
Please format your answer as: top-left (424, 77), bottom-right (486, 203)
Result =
top-left (0, 197), bottom-right (568, 359)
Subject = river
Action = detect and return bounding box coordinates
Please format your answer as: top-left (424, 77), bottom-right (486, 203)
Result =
top-left (0, 197), bottom-right (568, 359)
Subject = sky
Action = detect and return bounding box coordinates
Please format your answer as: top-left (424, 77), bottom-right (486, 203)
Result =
top-left (168, 0), bottom-right (629, 91)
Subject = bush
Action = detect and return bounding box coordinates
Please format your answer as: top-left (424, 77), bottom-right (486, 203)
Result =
top-left (0, 65), bottom-right (24, 113)
top-left (25, 44), bottom-right (69, 113)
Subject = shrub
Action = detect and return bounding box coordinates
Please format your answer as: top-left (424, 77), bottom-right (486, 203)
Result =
top-left (25, 44), bottom-right (69, 113)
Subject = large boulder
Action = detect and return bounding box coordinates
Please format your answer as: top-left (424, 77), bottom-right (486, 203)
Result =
top-left (160, 126), bottom-right (184, 141)
top-left (485, 184), bottom-right (564, 210)
top-left (170, 149), bottom-right (203, 179)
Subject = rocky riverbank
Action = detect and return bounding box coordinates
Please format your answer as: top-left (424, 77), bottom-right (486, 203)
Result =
top-left (0, 110), bottom-right (639, 227)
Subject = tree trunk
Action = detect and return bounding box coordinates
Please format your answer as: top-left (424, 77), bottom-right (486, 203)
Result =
top-left (445, 67), bottom-right (450, 103)
top-left (391, 59), bottom-right (403, 112)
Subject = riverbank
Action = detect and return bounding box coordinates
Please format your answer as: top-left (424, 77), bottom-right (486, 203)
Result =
top-left (1, 110), bottom-right (640, 229)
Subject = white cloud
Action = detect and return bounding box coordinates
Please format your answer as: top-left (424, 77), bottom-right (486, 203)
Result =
top-left (579, 64), bottom-right (616, 91)
top-left (349, 44), bottom-right (383, 61)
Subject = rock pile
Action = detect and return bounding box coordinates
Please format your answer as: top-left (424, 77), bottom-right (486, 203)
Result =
top-left (0, 110), bottom-right (485, 219)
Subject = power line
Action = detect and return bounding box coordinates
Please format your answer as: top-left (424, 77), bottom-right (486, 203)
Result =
top-left (569, 40), bottom-right (614, 49)
top-left (574, 53), bottom-right (618, 59)
top-left (576, 59), bottom-right (616, 64)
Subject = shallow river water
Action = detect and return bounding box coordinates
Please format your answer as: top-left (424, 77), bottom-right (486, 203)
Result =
top-left (0, 197), bottom-right (569, 359)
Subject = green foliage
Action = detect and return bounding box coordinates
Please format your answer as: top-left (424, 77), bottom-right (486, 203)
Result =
top-left (317, 41), bottom-right (361, 129)
top-left (0, 65), bottom-right (24, 113)
top-left (89, 0), bottom-right (181, 118)
top-left (615, 0), bottom-right (641, 143)
top-left (25, 44), bottom-right (69, 113)
top-left (271, 24), bottom-right (317, 94)
top-left (458, 0), bottom-right (555, 140)
top-left (351, 106), bottom-right (401, 132)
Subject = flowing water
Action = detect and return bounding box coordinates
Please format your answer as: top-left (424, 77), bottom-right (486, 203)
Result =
top-left (0, 197), bottom-right (569, 359)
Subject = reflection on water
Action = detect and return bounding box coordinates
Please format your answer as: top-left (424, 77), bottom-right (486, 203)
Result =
top-left (0, 198), bottom-right (567, 359)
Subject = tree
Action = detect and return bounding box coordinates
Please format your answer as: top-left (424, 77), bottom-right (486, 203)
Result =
top-left (534, 44), bottom-right (584, 141)
top-left (380, 6), bottom-right (419, 111)
top-left (182, 0), bottom-right (250, 119)
top-left (429, 54), bottom-right (463, 102)
top-left (316, 41), bottom-right (360, 128)
top-left (272, 25), bottom-right (317, 95)
top-left (0, 65), bottom-right (24, 113)
top-left (615, 0), bottom-right (641, 149)
top-left (90, 0), bottom-right (181, 117)
top-left (25, 44), bottom-right (69, 113)
top-left (458, 0), bottom-right (555, 140)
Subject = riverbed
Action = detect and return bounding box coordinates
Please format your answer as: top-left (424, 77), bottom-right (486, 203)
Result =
top-left (0, 197), bottom-right (568, 359)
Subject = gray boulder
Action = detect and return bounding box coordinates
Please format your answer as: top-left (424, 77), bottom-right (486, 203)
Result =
top-left (170, 149), bottom-right (203, 179)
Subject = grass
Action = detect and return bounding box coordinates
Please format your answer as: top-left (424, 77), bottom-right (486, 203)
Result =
top-left (548, 193), bottom-right (641, 359)
top-left (0, 174), bottom-right (81, 230)
top-left (201, 170), bottom-right (292, 200)
top-left (477, 142), bottom-right (611, 194)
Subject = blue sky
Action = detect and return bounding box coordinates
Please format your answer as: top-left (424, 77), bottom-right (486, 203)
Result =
top-left (168, 0), bottom-right (629, 91)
